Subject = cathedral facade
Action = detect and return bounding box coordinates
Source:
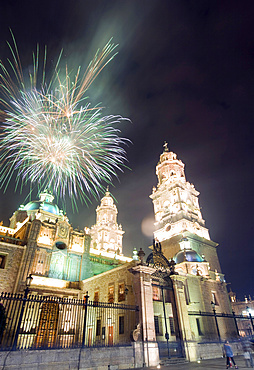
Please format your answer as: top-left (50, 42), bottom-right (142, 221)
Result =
top-left (0, 188), bottom-right (131, 296)
top-left (0, 144), bottom-right (238, 364)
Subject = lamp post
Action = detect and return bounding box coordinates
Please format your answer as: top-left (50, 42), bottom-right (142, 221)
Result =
top-left (12, 274), bottom-right (33, 350)
top-left (211, 301), bottom-right (221, 342)
top-left (246, 306), bottom-right (254, 334)
top-left (231, 310), bottom-right (240, 337)
top-left (124, 284), bottom-right (133, 300)
top-left (137, 248), bottom-right (145, 265)
top-left (161, 286), bottom-right (170, 359)
top-left (82, 291), bottom-right (89, 347)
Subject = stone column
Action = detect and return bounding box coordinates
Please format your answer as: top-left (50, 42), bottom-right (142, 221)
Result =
top-left (19, 219), bottom-right (41, 290)
top-left (80, 232), bottom-right (93, 280)
top-left (129, 263), bottom-right (160, 367)
top-left (170, 275), bottom-right (197, 361)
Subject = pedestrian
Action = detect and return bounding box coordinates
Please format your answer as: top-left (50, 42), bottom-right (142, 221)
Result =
top-left (244, 350), bottom-right (251, 368)
top-left (223, 340), bottom-right (238, 369)
top-left (242, 340), bottom-right (254, 368)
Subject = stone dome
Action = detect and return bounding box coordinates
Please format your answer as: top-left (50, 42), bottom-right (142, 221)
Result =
top-left (174, 249), bottom-right (204, 264)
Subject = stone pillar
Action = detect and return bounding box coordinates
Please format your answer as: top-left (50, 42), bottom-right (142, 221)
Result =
top-left (129, 264), bottom-right (160, 367)
top-left (171, 275), bottom-right (197, 361)
top-left (80, 233), bottom-right (93, 280)
top-left (19, 219), bottom-right (41, 289)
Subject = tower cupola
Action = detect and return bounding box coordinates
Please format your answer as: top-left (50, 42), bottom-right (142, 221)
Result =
top-left (90, 188), bottom-right (124, 255)
top-left (156, 142), bottom-right (186, 185)
top-left (150, 143), bottom-right (210, 241)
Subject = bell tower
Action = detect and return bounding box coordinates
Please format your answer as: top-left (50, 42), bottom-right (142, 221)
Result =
top-left (150, 143), bottom-right (221, 272)
top-left (90, 189), bottom-right (124, 255)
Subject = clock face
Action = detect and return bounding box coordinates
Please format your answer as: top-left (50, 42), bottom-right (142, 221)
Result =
top-left (58, 224), bottom-right (68, 238)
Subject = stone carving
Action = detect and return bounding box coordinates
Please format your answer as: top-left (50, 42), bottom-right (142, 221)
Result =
top-left (131, 322), bottom-right (142, 342)
top-left (146, 239), bottom-right (178, 275)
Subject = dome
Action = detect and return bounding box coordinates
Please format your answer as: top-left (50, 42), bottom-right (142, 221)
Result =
top-left (174, 249), bottom-right (204, 264)
top-left (100, 188), bottom-right (114, 207)
top-left (23, 200), bottom-right (60, 215)
top-left (21, 189), bottom-right (60, 216)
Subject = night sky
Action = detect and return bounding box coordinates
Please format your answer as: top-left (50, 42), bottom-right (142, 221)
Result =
top-left (0, 1), bottom-right (253, 299)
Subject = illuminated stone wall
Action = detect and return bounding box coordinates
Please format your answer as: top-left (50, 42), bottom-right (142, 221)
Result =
top-left (0, 243), bottom-right (25, 292)
top-left (80, 261), bottom-right (136, 305)
top-left (0, 346), bottom-right (140, 369)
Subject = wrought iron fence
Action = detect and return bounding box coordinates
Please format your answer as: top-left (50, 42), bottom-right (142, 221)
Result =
top-left (0, 292), bottom-right (138, 350)
top-left (188, 310), bottom-right (254, 341)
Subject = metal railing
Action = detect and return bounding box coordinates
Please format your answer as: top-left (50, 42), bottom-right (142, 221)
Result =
top-left (0, 292), bottom-right (138, 350)
top-left (188, 310), bottom-right (254, 341)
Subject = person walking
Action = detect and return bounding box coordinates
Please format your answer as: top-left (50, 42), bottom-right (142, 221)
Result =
top-left (242, 340), bottom-right (254, 368)
top-left (224, 341), bottom-right (238, 369)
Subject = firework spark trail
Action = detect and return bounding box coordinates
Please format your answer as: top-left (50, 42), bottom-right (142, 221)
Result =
top-left (0, 35), bottom-right (129, 205)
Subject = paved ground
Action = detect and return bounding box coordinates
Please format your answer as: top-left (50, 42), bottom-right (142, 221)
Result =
top-left (133, 356), bottom-right (252, 370)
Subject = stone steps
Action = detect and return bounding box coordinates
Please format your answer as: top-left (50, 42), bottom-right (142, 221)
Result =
top-left (159, 357), bottom-right (189, 366)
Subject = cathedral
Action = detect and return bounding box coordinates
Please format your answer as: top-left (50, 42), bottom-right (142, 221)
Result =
top-left (0, 144), bottom-right (237, 364)
top-left (0, 187), bottom-right (131, 295)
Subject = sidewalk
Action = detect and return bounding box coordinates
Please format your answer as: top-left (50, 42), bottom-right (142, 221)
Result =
top-left (133, 355), bottom-right (250, 370)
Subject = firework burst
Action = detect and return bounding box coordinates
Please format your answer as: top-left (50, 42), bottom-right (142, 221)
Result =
top-left (0, 34), bottom-right (129, 205)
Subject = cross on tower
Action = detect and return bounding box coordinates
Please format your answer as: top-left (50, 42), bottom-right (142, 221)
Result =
top-left (163, 141), bottom-right (169, 152)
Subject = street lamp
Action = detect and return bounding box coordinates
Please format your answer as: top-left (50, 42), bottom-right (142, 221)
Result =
top-left (25, 274), bottom-right (33, 294)
top-left (82, 291), bottom-right (89, 347)
top-left (246, 306), bottom-right (254, 333)
top-left (211, 301), bottom-right (221, 342)
top-left (160, 285), bottom-right (170, 359)
top-left (138, 248), bottom-right (145, 265)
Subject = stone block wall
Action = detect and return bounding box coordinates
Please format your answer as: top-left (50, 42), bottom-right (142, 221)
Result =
top-left (185, 274), bottom-right (236, 341)
top-left (0, 346), bottom-right (140, 369)
top-left (80, 261), bottom-right (136, 306)
top-left (0, 243), bottom-right (25, 293)
top-left (194, 341), bottom-right (242, 361)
